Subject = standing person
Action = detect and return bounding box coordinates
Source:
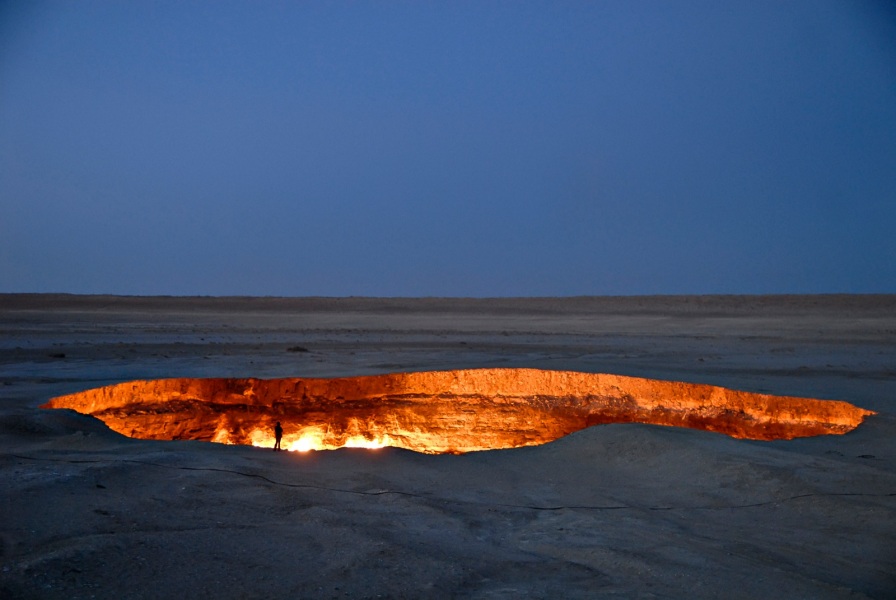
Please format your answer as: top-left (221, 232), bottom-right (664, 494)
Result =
top-left (274, 421), bottom-right (283, 451)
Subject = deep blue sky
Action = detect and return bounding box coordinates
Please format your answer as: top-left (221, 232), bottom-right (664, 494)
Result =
top-left (2, 1), bottom-right (895, 296)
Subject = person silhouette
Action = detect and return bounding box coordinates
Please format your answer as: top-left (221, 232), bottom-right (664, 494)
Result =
top-left (274, 421), bottom-right (283, 451)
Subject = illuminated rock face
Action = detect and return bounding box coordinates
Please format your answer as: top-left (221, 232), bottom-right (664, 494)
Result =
top-left (42, 369), bottom-right (875, 454)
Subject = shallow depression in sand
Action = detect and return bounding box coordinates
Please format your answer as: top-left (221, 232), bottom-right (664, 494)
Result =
top-left (42, 368), bottom-right (875, 454)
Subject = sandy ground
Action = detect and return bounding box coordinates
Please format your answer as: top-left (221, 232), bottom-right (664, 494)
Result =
top-left (1, 294), bottom-right (894, 599)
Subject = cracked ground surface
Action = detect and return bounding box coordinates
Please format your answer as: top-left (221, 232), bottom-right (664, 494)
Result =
top-left (1, 295), bottom-right (895, 598)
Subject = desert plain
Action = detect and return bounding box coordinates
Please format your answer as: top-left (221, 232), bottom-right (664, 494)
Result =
top-left (1, 294), bottom-right (894, 599)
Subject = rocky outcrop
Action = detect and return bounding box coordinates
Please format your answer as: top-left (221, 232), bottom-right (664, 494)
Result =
top-left (42, 368), bottom-right (875, 453)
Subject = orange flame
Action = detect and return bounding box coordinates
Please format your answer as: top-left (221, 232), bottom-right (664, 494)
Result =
top-left (241, 427), bottom-right (392, 452)
top-left (41, 369), bottom-right (876, 453)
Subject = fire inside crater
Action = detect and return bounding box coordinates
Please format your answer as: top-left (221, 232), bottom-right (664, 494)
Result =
top-left (42, 368), bottom-right (874, 454)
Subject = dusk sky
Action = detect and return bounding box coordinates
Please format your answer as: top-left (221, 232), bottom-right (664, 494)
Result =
top-left (2, 1), bottom-right (895, 297)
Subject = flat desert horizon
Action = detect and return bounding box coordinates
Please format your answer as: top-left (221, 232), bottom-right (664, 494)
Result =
top-left (1, 294), bottom-right (895, 598)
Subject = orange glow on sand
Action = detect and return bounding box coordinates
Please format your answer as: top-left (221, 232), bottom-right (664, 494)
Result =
top-left (42, 368), bottom-right (875, 454)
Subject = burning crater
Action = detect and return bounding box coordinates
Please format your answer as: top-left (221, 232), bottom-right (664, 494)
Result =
top-left (43, 369), bottom-right (874, 454)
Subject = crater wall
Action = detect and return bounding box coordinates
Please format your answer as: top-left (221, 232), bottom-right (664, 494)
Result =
top-left (42, 368), bottom-right (875, 453)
